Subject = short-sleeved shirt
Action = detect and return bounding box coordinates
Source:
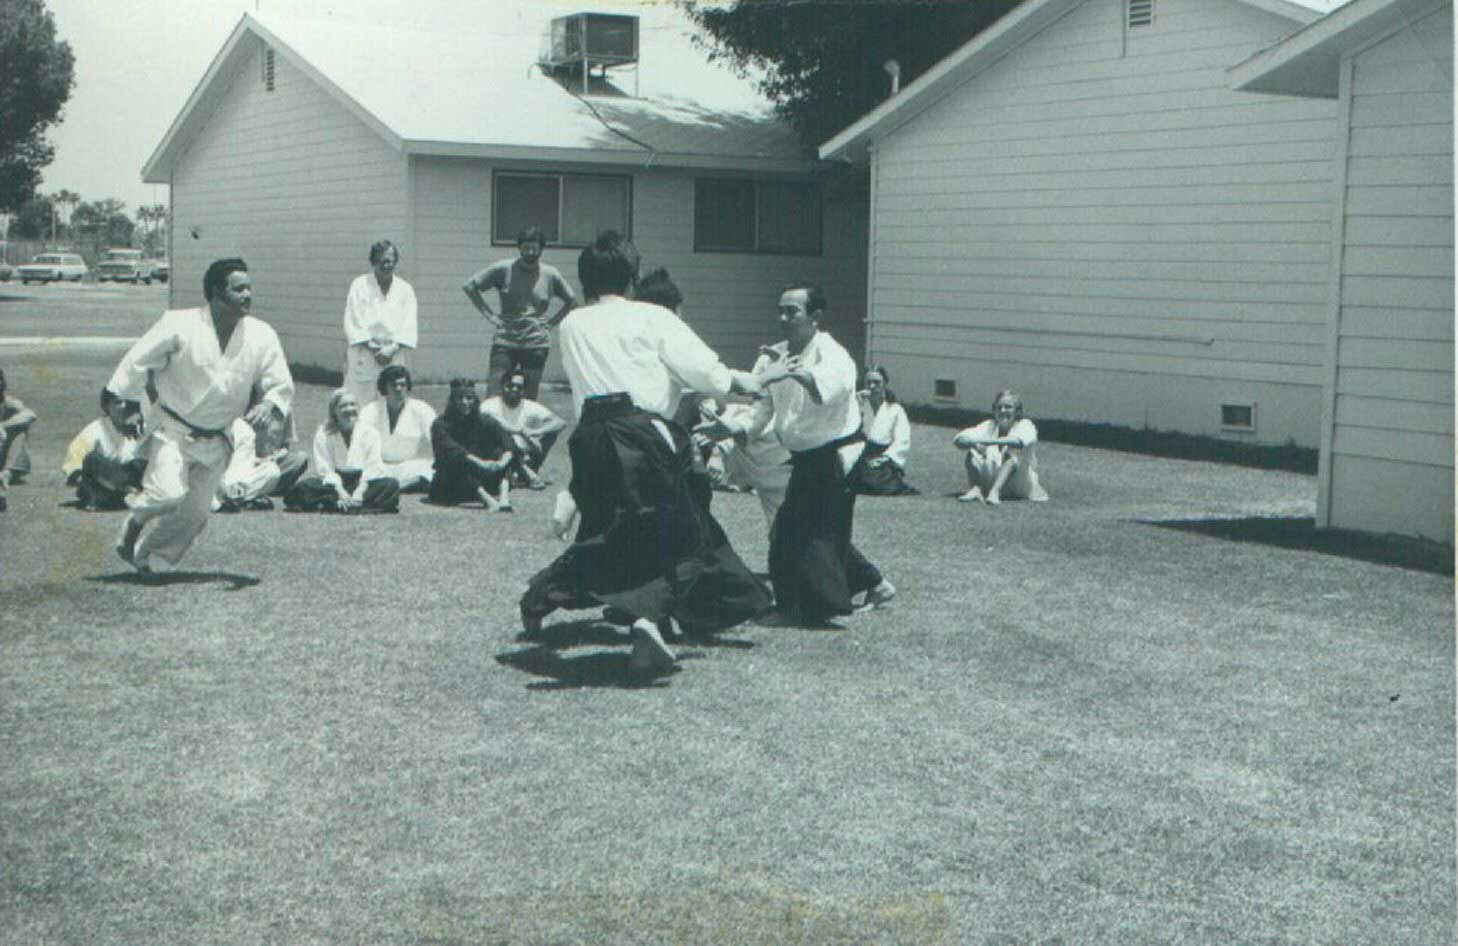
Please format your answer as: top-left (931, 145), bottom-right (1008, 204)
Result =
top-left (479, 395), bottom-right (561, 437)
top-left (464, 258), bottom-right (575, 350)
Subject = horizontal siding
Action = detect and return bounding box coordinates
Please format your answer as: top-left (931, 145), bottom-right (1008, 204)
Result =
top-left (1328, 453), bottom-right (1453, 543)
top-left (172, 39), bottom-right (407, 373)
top-left (409, 158), bottom-right (866, 384)
top-left (1329, 0), bottom-right (1453, 532)
top-left (866, 0), bottom-right (1337, 446)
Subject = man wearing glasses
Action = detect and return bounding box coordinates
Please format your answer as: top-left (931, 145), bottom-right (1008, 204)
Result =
top-left (479, 367), bottom-right (567, 490)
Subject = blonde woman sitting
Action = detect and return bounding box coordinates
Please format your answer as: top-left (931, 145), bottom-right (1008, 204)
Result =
top-left (954, 389), bottom-right (1048, 505)
top-left (284, 389), bottom-right (400, 513)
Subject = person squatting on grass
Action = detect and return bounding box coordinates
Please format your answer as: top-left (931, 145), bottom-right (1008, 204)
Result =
top-left (214, 409), bottom-right (309, 512)
top-left (356, 364), bottom-right (436, 492)
top-left (342, 239), bottom-right (417, 409)
top-left (478, 367), bottom-right (565, 491)
top-left (954, 389), bottom-right (1049, 505)
top-left (519, 230), bottom-right (770, 673)
top-left (854, 364), bottom-right (919, 496)
top-left (61, 388), bottom-right (148, 511)
top-left (462, 225), bottom-right (577, 400)
top-left (110, 258), bottom-right (295, 573)
top-left (284, 388), bottom-right (400, 514)
top-left (429, 378), bottom-right (516, 511)
top-left (0, 366), bottom-right (38, 511)
top-left (713, 284), bottom-right (896, 625)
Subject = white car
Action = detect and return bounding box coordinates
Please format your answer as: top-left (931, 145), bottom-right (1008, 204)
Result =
top-left (96, 248), bottom-right (151, 284)
top-left (17, 253), bottom-right (89, 284)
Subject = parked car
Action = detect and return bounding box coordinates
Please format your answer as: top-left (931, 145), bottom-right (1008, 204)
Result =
top-left (0, 262), bottom-right (13, 282)
top-left (149, 258), bottom-right (170, 283)
top-left (96, 248), bottom-right (152, 284)
top-left (17, 253), bottom-right (89, 284)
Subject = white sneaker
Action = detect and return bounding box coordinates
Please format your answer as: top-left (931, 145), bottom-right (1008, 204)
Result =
top-left (629, 620), bottom-right (676, 671)
top-left (957, 488), bottom-right (984, 503)
top-left (857, 580), bottom-right (896, 612)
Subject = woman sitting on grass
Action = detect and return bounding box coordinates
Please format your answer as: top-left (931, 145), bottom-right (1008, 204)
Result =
top-left (854, 364), bottom-right (918, 496)
top-left (954, 389), bottom-right (1048, 505)
top-left (428, 378), bottom-right (515, 511)
top-left (284, 388), bottom-right (400, 513)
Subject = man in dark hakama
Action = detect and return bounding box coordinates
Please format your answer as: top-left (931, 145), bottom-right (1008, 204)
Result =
top-left (518, 231), bottom-right (768, 672)
top-left (713, 285), bottom-right (896, 625)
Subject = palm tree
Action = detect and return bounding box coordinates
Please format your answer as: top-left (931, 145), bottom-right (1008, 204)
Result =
top-left (137, 203), bottom-right (168, 253)
top-left (49, 189), bottom-right (80, 244)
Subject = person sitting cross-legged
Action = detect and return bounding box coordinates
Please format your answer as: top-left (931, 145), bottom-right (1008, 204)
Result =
top-left (214, 408), bottom-right (308, 512)
top-left (284, 388), bottom-right (400, 514)
top-left (429, 378), bottom-right (516, 511)
top-left (854, 364), bottom-right (918, 496)
top-left (62, 388), bottom-right (148, 510)
top-left (478, 367), bottom-right (565, 490)
top-left (0, 366), bottom-right (37, 511)
top-left (954, 389), bottom-right (1049, 505)
top-left (356, 364), bottom-right (436, 492)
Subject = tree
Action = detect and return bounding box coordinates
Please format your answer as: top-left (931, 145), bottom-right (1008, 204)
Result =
top-left (681, 0), bottom-right (1025, 149)
top-left (9, 195), bottom-right (52, 240)
top-left (48, 187), bottom-right (78, 243)
top-left (72, 198), bottom-right (133, 253)
top-left (0, 0), bottom-right (76, 211)
top-left (136, 203), bottom-right (168, 254)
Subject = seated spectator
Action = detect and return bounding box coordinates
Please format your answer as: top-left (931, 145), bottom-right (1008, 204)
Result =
top-left (284, 388), bottom-right (400, 513)
top-left (694, 397), bottom-right (793, 529)
top-left (0, 366), bottom-right (37, 510)
top-left (479, 367), bottom-right (566, 490)
top-left (854, 364), bottom-right (918, 496)
top-left (356, 364), bottom-right (436, 491)
top-left (62, 388), bottom-right (148, 510)
top-left (429, 378), bottom-right (515, 511)
top-left (215, 409), bottom-right (308, 512)
top-left (954, 389), bottom-right (1049, 505)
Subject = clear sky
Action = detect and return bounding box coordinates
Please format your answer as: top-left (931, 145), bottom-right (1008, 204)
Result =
top-left (38, 0), bottom-right (745, 214)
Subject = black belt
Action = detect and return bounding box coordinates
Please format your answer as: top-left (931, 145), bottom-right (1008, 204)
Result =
top-left (160, 405), bottom-right (229, 439)
top-left (579, 392), bottom-right (639, 423)
top-left (791, 430), bottom-right (865, 460)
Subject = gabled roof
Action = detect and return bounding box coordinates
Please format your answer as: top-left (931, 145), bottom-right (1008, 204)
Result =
top-left (1231, 0), bottom-right (1449, 97)
top-left (818, 0), bottom-right (1337, 163)
top-left (143, 11), bottom-right (812, 183)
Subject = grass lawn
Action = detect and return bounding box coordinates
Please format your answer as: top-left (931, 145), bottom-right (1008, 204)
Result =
top-left (0, 317), bottom-right (1453, 944)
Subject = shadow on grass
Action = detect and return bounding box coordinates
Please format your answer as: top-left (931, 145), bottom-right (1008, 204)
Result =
top-left (87, 571), bottom-right (262, 591)
top-left (496, 645), bottom-right (679, 690)
top-left (1142, 515), bottom-right (1453, 575)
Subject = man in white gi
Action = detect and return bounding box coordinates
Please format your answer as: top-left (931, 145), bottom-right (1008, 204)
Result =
top-left (356, 364), bottom-right (436, 491)
top-left (342, 239), bottom-right (416, 407)
top-left (110, 258), bottom-right (294, 573)
top-left (519, 230), bottom-right (768, 673)
top-left (214, 410), bottom-right (308, 512)
top-left (725, 285), bottom-right (895, 624)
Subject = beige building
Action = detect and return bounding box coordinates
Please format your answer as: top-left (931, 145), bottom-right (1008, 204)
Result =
top-left (1233, 0), bottom-right (1453, 542)
top-left (142, 10), bottom-right (867, 384)
top-left (821, 0), bottom-right (1344, 448)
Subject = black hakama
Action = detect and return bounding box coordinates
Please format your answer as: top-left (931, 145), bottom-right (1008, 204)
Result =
top-left (768, 436), bottom-right (883, 621)
top-left (520, 394), bottom-right (769, 631)
top-left (852, 440), bottom-right (919, 496)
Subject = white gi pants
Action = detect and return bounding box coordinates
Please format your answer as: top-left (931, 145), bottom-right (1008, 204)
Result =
top-left (127, 418), bottom-right (233, 566)
top-left (343, 344), bottom-right (411, 408)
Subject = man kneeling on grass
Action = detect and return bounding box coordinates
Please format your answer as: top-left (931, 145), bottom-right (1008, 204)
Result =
top-left (62, 388), bottom-right (148, 511)
top-left (429, 378), bottom-right (516, 511)
top-left (215, 407), bottom-right (308, 512)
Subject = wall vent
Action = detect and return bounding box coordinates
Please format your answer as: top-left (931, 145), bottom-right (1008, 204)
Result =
top-left (934, 379), bottom-right (958, 401)
top-left (1221, 402), bottom-right (1256, 431)
top-left (1128, 0), bottom-right (1154, 28)
top-left (262, 48), bottom-right (276, 92)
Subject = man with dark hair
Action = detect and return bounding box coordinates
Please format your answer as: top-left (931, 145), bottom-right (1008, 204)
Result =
top-left (462, 224), bottom-right (576, 399)
top-left (109, 258), bottom-right (294, 572)
top-left (479, 366), bottom-right (565, 490)
top-left (714, 283), bottom-right (895, 624)
top-left (62, 389), bottom-right (148, 510)
top-left (520, 230), bottom-right (769, 673)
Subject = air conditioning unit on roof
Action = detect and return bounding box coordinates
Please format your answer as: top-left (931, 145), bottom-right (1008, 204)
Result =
top-left (539, 13), bottom-right (639, 93)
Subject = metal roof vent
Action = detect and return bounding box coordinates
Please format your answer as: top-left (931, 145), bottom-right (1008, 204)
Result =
top-left (539, 13), bottom-right (640, 95)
